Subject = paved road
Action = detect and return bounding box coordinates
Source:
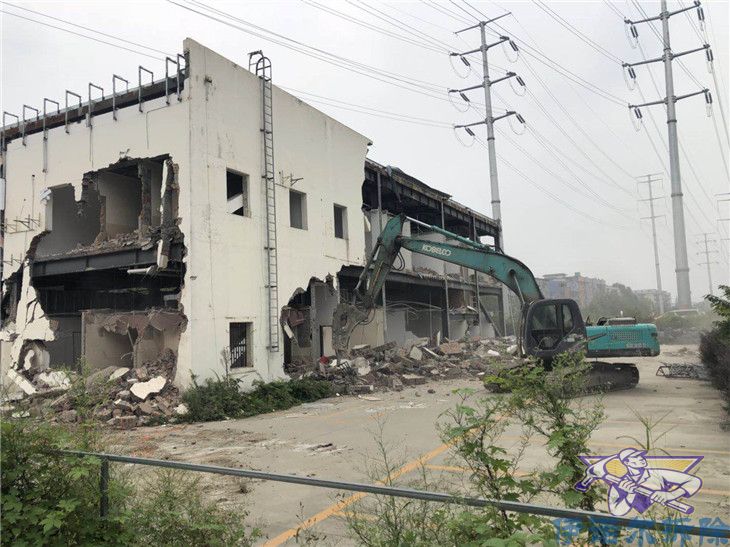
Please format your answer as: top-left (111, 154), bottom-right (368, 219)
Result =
top-left (115, 345), bottom-right (730, 545)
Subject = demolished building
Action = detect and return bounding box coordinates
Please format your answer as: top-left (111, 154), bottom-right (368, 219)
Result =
top-left (1, 39), bottom-right (503, 400)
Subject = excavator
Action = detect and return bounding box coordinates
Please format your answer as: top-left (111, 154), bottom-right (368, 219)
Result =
top-left (332, 213), bottom-right (641, 392)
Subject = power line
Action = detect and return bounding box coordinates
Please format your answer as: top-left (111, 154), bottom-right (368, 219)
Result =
top-left (3, 2), bottom-right (174, 57)
top-left (349, 0), bottom-right (455, 52)
top-left (533, 1), bottom-right (622, 64)
top-left (299, 0), bottom-right (446, 53)
top-left (168, 0), bottom-right (476, 108)
top-left (0, 9), bottom-right (166, 61)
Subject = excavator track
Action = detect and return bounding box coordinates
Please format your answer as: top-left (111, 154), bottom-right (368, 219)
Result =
top-left (585, 361), bottom-right (640, 392)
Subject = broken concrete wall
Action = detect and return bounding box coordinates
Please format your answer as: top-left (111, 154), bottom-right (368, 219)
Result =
top-left (0, 48), bottom-right (190, 395)
top-left (82, 309), bottom-right (185, 371)
top-left (2, 39), bottom-right (369, 395)
top-left (36, 184), bottom-right (101, 257)
top-left (183, 39), bottom-right (370, 388)
top-left (96, 172), bottom-right (143, 237)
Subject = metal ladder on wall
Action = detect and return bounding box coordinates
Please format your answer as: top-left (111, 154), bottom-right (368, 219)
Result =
top-left (250, 51), bottom-right (279, 352)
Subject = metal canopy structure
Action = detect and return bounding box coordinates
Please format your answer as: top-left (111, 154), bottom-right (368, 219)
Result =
top-left (363, 159), bottom-right (501, 244)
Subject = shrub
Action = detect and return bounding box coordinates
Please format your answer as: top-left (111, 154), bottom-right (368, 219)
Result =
top-left (128, 469), bottom-right (259, 546)
top-left (700, 330), bottom-right (730, 410)
top-left (1, 419), bottom-right (260, 546)
top-left (181, 376), bottom-right (334, 423)
top-left (1, 420), bottom-right (131, 546)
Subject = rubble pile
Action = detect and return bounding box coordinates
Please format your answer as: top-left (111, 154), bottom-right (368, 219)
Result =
top-left (285, 336), bottom-right (523, 394)
top-left (5, 348), bottom-right (187, 429)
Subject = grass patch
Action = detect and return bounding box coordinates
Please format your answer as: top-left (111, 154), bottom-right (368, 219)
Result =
top-left (181, 377), bottom-right (334, 423)
top-left (1, 419), bottom-right (260, 546)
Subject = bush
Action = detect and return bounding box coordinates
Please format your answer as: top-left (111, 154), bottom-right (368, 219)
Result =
top-left (128, 469), bottom-right (259, 546)
top-left (1, 420), bottom-right (259, 546)
top-left (700, 330), bottom-right (730, 410)
top-left (1, 420), bottom-right (131, 546)
top-left (181, 376), bottom-right (334, 422)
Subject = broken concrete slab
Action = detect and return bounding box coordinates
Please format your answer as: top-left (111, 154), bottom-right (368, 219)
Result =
top-left (349, 384), bottom-right (374, 394)
top-left (487, 349), bottom-right (500, 357)
top-left (409, 346), bottom-right (423, 361)
top-left (401, 374), bottom-right (426, 386)
top-left (130, 375), bottom-right (166, 401)
top-left (35, 370), bottom-right (71, 390)
top-left (108, 367), bottom-right (130, 382)
top-left (439, 341), bottom-right (463, 355)
top-left (114, 400), bottom-right (135, 412)
top-left (137, 401), bottom-right (155, 415)
top-left (507, 344), bottom-right (518, 355)
top-left (174, 403), bottom-right (189, 416)
top-left (7, 369), bottom-right (36, 395)
top-left (85, 366), bottom-right (120, 389)
top-left (353, 356), bottom-right (371, 376)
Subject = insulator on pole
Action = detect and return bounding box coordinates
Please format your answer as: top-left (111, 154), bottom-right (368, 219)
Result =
top-left (503, 39), bottom-right (519, 63)
top-left (623, 65), bottom-right (637, 91)
top-left (625, 21), bottom-right (639, 48)
top-left (448, 90), bottom-right (470, 113)
top-left (453, 126), bottom-right (475, 147)
top-left (510, 74), bottom-right (526, 96)
top-left (705, 90), bottom-right (713, 117)
top-left (449, 54), bottom-right (471, 79)
top-left (507, 112), bottom-right (526, 135)
top-left (459, 92), bottom-right (471, 102)
top-left (706, 47), bottom-right (714, 73)
top-left (631, 107), bottom-right (643, 131)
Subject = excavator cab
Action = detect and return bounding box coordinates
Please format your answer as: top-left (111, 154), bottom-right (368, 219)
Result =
top-left (522, 299), bottom-right (586, 363)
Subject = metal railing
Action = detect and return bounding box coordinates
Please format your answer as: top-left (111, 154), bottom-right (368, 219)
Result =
top-left (56, 450), bottom-right (729, 541)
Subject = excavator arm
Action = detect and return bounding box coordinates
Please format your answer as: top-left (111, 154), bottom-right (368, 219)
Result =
top-left (331, 213), bottom-right (639, 391)
top-left (333, 213), bottom-right (544, 351)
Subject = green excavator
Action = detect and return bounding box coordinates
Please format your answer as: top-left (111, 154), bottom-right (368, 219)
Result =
top-left (332, 213), bottom-right (641, 392)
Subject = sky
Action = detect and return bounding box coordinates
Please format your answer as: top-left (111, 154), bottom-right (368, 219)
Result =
top-left (1, 0), bottom-right (728, 305)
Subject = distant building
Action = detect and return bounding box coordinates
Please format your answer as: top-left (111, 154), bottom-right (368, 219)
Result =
top-left (537, 272), bottom-right (607, 309)
top-left (635, 289), bottom-right (672, 314)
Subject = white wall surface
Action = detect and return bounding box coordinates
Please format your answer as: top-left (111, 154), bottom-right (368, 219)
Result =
top-left (177, 39), bottom-right (369, 387)
top-left (1, 38), bottom-right (369, 390)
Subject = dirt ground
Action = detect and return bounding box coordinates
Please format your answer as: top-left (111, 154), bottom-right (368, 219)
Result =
top-left (110, 345), bottom-right (730, 545)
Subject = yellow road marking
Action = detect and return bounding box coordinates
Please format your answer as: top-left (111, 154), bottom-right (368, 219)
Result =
top-left (263, 440), bottom-right (454, 546)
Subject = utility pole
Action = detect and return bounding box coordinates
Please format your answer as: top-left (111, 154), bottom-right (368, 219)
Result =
top-left (449, 14), bottom-right (524, 334)
top-left (697, 233), bottom-right (719, 296)
top-left (624, 0), bottom-right (712, 310)
top-left (638, 174), bottom-right (666, 314)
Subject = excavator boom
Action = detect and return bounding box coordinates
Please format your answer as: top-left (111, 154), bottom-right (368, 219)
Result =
top-left (333, 213), bottom-right (640, 391)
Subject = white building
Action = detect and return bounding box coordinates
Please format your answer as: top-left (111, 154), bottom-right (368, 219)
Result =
top-left (1, 39), bottom-right (504, 397)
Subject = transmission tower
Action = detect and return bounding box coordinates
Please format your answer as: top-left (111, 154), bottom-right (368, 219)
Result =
top-left (696, 233), bottom-right (719, 296)
top-left (638, 174), bottom-right (666, 314)
top-left (449, 13), bottom-right (525, 334)
top-left (623, 0), bottom-right (713, 309)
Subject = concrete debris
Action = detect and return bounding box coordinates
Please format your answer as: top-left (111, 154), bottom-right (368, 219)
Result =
top-left (286, 335), bottom-right (522, 395)
top-left (401, 374), bottom-right (426, 386)
top-left (130, 375), bottom-right (167, 401)
top-left (409, 346), bottom-right (424, 361)
top-left (85, 366), bottom-right (121, 389)
top-left (7, 368), bottom-right (36, 395)
top-left (109, 367), bottom-right (131, 382)
top-left (35, 371), bottom-right (71, 390)
top-left (174, 403), bottom-right (189, 416)
top-left (4, 345), bottom-right (182, 430)
top-left (507, 344), bottom-right (518, 355)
